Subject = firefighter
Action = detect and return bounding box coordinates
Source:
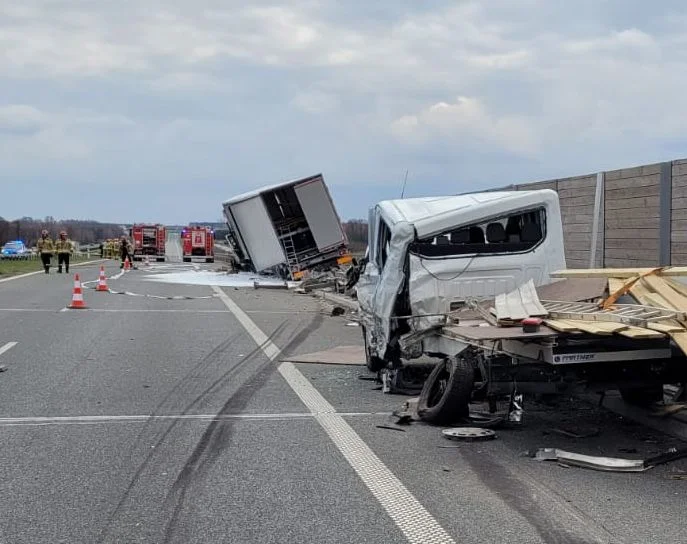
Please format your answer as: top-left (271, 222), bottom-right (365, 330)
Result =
top-left (55, 231), bottom-right (74, 274)
top-left (119, 235), bottom-right (134, 268)
top-left (36, 230), bottom-right (54, 274)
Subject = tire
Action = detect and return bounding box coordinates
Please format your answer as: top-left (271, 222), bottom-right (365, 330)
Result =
top-left (206, 258), bottom-right (214, 263)
top-left (156, 258), bottom-right (165, 262)
top-left (619, 384), bottom-right (664, 406)
top-left (183, 257), bottom-right (191, 263)
top-left (361, 325), bottom-right (387, 373)
top-left (417, 356), bottom-right (474, 424)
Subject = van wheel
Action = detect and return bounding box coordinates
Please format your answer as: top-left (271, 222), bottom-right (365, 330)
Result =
top-left (361, 325), bottom-right (387, 373)
top-left (417, 356), bottom-right (474, 424)
top-left (183, 257), bottom-right (191, 263)
top-left (619, 384), bottom-right (664, 406)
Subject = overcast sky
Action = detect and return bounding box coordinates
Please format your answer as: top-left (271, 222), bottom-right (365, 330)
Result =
top-left (1, 0), bottom-right (686, 223)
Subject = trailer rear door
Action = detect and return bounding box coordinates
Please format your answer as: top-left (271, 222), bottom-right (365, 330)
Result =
top-left (230, 197), bottom-right (284, 271)
top-left (294, 177), bottom-right (345, 251)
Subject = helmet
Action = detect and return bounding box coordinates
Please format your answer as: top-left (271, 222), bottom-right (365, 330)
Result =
top-left (41, 229), bottom-right (49, 236)
top-left (60, 231), bottom-right (67, 236)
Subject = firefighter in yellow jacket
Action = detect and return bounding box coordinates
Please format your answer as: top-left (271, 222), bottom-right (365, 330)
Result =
top-left (55, 231), bottom-right (74, 274)
top-left (36, 230), bottom-right (54, 274)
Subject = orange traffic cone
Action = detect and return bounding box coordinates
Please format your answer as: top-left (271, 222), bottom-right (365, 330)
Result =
top-left (69, 274), bottom-right (87, 309)
top-left (124, 257), bottom-right (131, 271)
top-left (96, 266), bottom-right (109, 292)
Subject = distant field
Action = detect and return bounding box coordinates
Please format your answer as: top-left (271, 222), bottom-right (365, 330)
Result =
top-left (0, 254), bottom-right (100, 278)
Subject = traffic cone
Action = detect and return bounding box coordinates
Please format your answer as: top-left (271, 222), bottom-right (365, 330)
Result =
top-left (68, 274), bottom-right (87, 309)
top-left (96, 266), bottom-right (109, 292)
top-left (124, 257), bottom-right (131, 271)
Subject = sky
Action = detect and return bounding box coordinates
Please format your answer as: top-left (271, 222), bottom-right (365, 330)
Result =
top-left (2, 0), bottom-right (687, 224)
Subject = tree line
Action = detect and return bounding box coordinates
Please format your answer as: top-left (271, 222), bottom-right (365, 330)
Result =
top-left (0, 217), bottom-right (125, 247)
top-left (342, 219), bottom-right (368, 251)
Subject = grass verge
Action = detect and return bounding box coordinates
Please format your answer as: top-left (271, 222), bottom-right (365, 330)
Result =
top-left (0, 255), bottom-right (102, 278)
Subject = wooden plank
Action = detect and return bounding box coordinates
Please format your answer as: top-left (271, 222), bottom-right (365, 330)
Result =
top-left (543, 319), bottom-right (580, 332)
top-left (617, 327), bottom-right (666, 339)
top-left (608, 277), bottom-right (631, 294)
top-left (536, 278), bottom-right (607, 302)
top-left (642, 276), bottom-right (687, 311)
top-left (647, 321), bottom-right (687, 333)
top-left (550, 267), bottom-right (687, 279)
top-left (642, 292), bottom-right (677, 310)
top-left (663, 278), bottom-right (687, 298)
top-left (557, 319), bottom-right (621, 335)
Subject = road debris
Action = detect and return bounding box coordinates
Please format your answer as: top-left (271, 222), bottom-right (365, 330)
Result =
top-left (376, 424), bottom-right (406, 432)
top-left (0, 365), bottom-right (7, 373)
top-left (442, 427), bottom-right (497, 442)
top-left (530, 446), bottom-right (687, 472)
top-left (331, 306), bottom-right (346, 316)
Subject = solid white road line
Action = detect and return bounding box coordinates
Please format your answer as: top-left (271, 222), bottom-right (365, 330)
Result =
top-left (211, 285), bottom-right (455, 544)
top-left (0, 341), bottom-right (17, 357)
top-left (0, 412), bottom-right (390, 427)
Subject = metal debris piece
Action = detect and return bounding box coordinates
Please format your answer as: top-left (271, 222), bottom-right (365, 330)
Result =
top-left (331, 306), bottom-right (346, 316)
top-left (442, 427), bottom-right (497, 442)
top-left (376, 424), bottom-right (406, 432)
top-left (533, 448), bottom-right (646, 472)
top-left (0, 365), bottom-right (7, 373)
top-left (649, 404), bottom-right (687, 418)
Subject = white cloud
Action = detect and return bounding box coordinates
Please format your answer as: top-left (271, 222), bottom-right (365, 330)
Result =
top-left (2, 0), bottom-right (687, 220)
top-left (391, 96), bottom-right (538, 156)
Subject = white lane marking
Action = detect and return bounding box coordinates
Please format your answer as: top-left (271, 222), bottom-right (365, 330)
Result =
top-left (59, 308), bottom-right (69, 313)
top-left (212, 284), bottom-right (455, 544)
top-left (211, 286), bottom-right (281, 360)
top-left (0, 260), bottom-right (106, 284)
top-left (0, 412), bottom-right (390, 427)
top-left (0, 341), bottom-right (17, 357)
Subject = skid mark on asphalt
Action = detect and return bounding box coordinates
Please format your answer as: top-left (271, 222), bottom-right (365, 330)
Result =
top-left (98, 315), bottom-right (317, 542)
top-left (212, 286), bottom-right (455, 544)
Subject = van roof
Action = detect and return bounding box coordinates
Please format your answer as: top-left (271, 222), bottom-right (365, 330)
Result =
top-left (222, 173), bottom-right (324, 207)
top-left (377, 189), bottom-right (559, 239)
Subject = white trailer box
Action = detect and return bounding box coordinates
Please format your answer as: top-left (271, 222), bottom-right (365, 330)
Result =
top-left (222, 174), bottom-right (351, 278)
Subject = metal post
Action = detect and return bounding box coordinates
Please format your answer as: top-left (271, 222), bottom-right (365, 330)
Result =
top-left (589, 172), bottom-right (604, 268)
top-left (659, 161), bottom-right (672, 266)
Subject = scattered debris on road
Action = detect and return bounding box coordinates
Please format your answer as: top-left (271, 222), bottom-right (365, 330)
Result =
top-left (531, 446), bottom-right (687, 473)
top-left (442, 427), bottom-right (497, 442)
top-left (376, 424), bottom-right (406, 432)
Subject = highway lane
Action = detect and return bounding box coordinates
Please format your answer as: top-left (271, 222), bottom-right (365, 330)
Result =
top-left (1, 262), bottom-right (687, 543)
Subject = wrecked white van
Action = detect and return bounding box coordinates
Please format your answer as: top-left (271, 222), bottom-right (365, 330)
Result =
top-left (356, 189), bottom-right (567, 371)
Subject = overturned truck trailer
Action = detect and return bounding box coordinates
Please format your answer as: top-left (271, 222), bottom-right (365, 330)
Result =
top-left (221, 174), bottom-right (352, 280)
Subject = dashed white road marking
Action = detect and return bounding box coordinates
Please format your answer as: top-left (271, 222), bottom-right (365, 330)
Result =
top-left (0, 411), bottom-right (390, 427)
top-left (211, 285), bottom-right (456, 544)
top-left (0, 341), bottom-right (17, 357)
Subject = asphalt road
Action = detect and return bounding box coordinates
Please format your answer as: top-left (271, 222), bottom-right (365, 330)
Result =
top-left (0, 244), bottom-right (686, 543)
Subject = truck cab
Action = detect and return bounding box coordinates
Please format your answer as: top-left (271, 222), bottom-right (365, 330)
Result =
top-left (356, 189), bottom-right (566, 368)
top-left (182, 226), bottom-right (215, 263)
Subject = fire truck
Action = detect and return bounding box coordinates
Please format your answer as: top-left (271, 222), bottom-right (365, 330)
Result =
top-left (182, 226), bottom-right (215, 263)
top-left (129, 224), bottom-right (166, 262)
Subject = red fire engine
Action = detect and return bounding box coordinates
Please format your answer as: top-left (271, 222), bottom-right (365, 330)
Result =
top-left (130, 224), bottom-right (166, 262)
top-left (182, 226), bottom-right (214, 263)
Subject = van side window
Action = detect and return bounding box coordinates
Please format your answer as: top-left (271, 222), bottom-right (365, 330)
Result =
top-left (377, 220), bottom-right (392, 269)
top-left (409, 207), bottom-right (546, 258)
